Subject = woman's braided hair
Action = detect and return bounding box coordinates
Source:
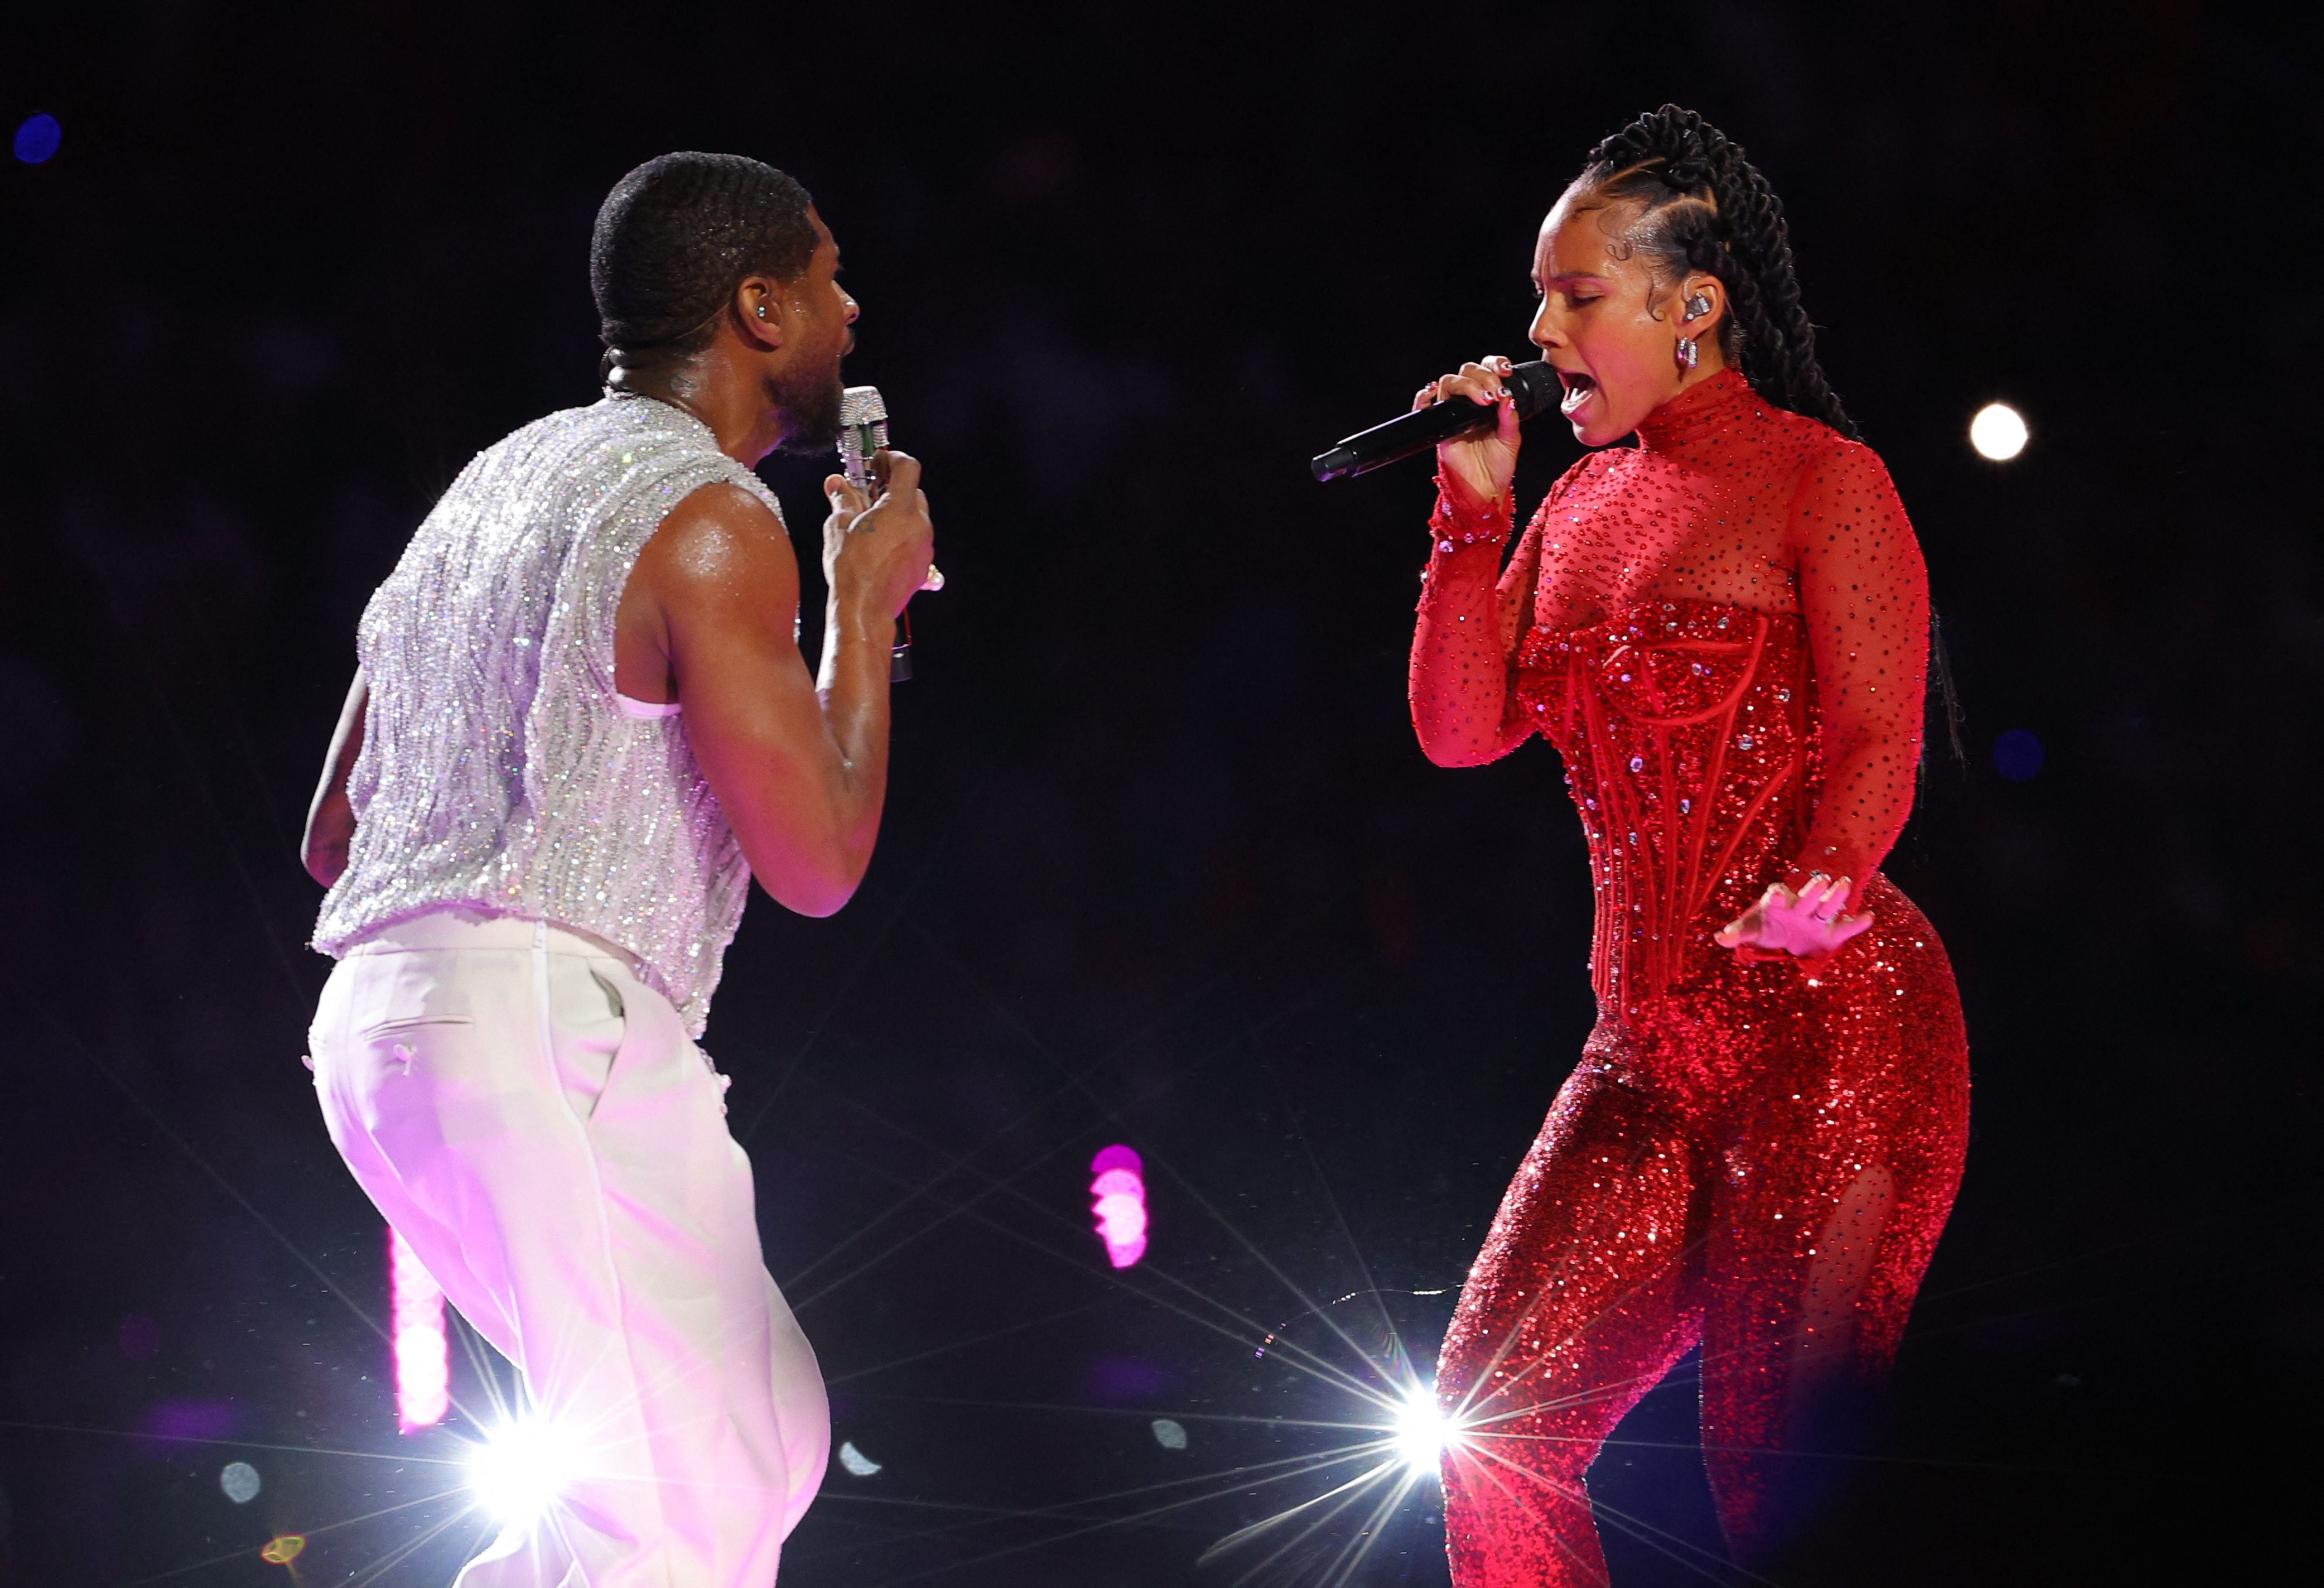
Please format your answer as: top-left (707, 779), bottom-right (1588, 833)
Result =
top-left (1580, 108), bottom-right (1968, 764)
top-left (1574, 105), bottom-right (1858, 441)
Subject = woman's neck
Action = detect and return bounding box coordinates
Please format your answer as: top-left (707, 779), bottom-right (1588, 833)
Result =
top-left (1636, 366), bottom-right (1756, 450)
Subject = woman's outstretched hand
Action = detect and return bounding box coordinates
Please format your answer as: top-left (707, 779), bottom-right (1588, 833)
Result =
top-left (1715, 874), bottom-right (1874, 960)
top-left (1420, 355), bottom-right (1522, 514)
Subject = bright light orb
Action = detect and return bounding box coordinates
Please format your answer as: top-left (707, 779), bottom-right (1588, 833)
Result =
top-left (1089, 1144), bottom-right (1149, 1268)
top-left (1391, 1386), bottom-right (1453, 1476)
top-left (1969, 402), bottom-right (2028, 461)
top-left (220, 1460), bottom-right (262, 1504)
top-left (467, 1419), bottom-right (578, 1524)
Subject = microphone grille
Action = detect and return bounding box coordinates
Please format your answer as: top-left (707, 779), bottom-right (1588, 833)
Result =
top-left (1504, 362), bottom-right (1560, 421)
top-left (839, 385), bottom-right (887, 425)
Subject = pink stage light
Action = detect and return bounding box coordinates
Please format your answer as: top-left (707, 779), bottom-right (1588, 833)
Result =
top-left (1089, 1145), bottom-right (1149, 1269)
top-left (387, 1226), bottom-right (449, 1433)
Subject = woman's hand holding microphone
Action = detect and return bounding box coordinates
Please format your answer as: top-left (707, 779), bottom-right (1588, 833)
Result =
top-left (1418, 354), bottom-right (1523, 516)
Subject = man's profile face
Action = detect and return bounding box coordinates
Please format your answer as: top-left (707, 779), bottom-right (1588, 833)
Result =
top-left (773, 210), bottom-right (858, 454)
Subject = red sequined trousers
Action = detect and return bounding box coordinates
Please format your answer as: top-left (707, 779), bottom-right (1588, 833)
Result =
top-left (1435, 600), bottom-right (1969, 1582)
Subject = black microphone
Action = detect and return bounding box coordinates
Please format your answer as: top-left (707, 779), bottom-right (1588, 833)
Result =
top-left (1310, 361), bottom-right (1561, 482)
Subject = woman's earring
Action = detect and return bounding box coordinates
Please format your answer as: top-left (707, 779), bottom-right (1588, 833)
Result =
top-left (1682, 292), bottom-right (1711, 323)
top-left (1676, 335), bottom-right (1700, 372)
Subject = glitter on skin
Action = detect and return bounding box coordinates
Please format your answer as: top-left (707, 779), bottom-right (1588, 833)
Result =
top-left (1410, 368), bottom-right (1970, 1582)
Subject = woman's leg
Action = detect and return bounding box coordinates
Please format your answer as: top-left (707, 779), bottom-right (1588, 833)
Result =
top-left (1697, 926), bottom-right (1970, 1564)
top-left (1438, 1065), bottom-right (1708, 1587)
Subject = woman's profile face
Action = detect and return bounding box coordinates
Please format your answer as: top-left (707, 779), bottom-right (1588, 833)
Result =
top-left (1528, 192), bottom-right (1720, 446)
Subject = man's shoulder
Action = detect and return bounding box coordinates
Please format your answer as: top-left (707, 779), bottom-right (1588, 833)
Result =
top-left (630, 479), bottom-right (799, 636)
top-left (651, 479), bottom-right (790, 565)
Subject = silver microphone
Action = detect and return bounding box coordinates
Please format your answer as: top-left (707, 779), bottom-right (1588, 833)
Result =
top-left (836, 386), bottom-right (912, 682)
top-left (837, 384), bottom-right (889, 495)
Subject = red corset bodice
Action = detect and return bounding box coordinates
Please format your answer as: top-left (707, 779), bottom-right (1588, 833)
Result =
top-left (1515, 599), bottom-right (1812, 1016)
top-left (1410, 371), bottom-right (1938, 1024)
top-left (1410, 369), bottom-right (1947, 1082)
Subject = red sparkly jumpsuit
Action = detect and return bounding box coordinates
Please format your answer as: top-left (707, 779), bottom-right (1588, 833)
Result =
top-left (1409, 369), bottom-right (1969, 1581)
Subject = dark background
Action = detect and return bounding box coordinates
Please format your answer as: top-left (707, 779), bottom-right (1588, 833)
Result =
top-left (1, 2), bottom-right (2317, 1584)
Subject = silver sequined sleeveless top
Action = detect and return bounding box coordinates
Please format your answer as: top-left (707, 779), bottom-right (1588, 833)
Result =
top-left (312, 394), bottom-right (778, 1035)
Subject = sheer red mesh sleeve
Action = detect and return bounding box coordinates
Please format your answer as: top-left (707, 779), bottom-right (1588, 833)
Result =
top-left (1788, 439), bottom-right (1930, 897)
top-left (1407, 466), bottom-right (1579, 767)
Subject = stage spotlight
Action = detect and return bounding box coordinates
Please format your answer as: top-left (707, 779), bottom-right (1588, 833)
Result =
top-left (837, 1440), bottom-right (884, 1477)
top-left (1089, 1144), bottom-right (1149, 1269)
top-left (1969, 402), bottom-right (2028, 461)
top-left (466, 1419), bottom-right (578, 1524)
top-left (219, 1461), bottom-right (262, 1503)
top-left (388, 1226), bottom-right (449, 1432)
top-left (1391, 1385), bottom-right (1454, 1476)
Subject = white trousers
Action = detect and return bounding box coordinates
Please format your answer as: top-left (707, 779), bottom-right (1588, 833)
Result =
top-left (310, 910), bottom-right (829, 1586)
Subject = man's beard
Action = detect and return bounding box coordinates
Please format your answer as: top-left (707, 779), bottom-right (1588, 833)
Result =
top-left (774, 361), bottom-right (847, 455)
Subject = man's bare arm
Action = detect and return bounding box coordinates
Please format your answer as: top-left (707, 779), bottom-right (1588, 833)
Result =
top-left (620, 457), bottom-right (932, 917)
top-left (303, 670), bottom-right (368, 887)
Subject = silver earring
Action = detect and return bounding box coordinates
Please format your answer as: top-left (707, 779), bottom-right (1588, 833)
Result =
top-left (1676, 335), bottom-right (1700, 372)
top-left (1683, 292), bottom-right (1711, 323)
top-left (755, 304), bottom-right (768, 319)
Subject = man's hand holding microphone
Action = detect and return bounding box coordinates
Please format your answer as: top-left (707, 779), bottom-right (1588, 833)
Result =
top-left (821, 448), bottom-right (937, 638)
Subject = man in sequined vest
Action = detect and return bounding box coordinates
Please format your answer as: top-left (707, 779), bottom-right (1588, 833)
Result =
top-left (297, 152), bottom-right (936, 1587)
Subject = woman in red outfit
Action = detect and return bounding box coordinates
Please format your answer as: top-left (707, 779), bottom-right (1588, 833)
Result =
top-left (1409, 105), bottom-right (1969, 1581)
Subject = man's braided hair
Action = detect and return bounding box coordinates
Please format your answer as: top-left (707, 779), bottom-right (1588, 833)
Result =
top-left (591, 152), bottom-right (818, 373)
top-left (1573, 105), bottom-right (1858, 442)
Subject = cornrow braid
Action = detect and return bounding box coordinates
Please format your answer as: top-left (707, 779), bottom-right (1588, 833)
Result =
top-left (1574, 105), bottom-right (1859, 441)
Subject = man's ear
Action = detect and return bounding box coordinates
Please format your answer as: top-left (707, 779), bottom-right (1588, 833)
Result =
top-left (736, 275), bottom-right (787, 351)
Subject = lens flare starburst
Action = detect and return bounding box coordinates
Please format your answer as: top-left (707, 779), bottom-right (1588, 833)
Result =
top-left (464, 1418), bottom-right (579, 1525)
top-left (1389, 1382), bottom-right (1458, 1475)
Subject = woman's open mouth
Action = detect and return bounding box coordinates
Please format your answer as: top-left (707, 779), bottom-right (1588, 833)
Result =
top-left (1558, 369), bottom-right (1596, 415)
